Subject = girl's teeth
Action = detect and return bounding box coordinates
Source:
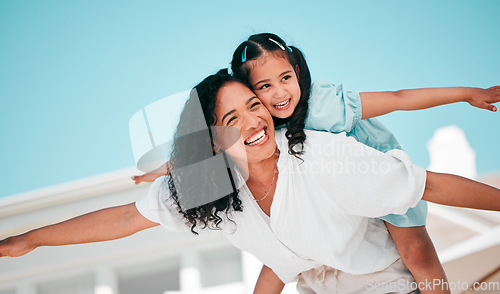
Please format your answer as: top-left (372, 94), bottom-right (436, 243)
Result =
top-left (274, 99), bottom-right (290, 109)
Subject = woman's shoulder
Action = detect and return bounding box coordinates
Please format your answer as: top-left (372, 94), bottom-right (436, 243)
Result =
top-left (275, 128), bottom-right (355, 151)
top-left (277, 129), bottom-right (357, 163)
top-left (302, 129), bottom-right (352, 149)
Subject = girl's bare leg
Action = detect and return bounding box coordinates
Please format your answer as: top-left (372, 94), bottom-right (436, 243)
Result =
top-left (386, 223), bottom-right (450, 294)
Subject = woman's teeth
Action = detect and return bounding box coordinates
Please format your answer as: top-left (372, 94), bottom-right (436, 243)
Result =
top-left (273, 99), bottom-right (290, 109)
top-left (244, 128), bottom-right (266, 145)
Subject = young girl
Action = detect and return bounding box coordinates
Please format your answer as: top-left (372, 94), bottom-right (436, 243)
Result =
top-left (131, 34), bottom-right (500, 292)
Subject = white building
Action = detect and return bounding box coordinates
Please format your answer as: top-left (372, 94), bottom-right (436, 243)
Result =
top-left (1, 126), bottom-right (499, 294)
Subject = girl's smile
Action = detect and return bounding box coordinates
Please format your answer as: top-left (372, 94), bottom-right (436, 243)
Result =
top-left (273, 98), bottom-right (292, 110)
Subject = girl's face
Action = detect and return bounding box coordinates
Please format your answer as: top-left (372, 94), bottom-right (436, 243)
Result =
top-left (247, 54), bottom-right (301, 119)
top-left (214, 82), bottom-right (276, 165)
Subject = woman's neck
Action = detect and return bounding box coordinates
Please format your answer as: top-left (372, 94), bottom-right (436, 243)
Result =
top-left (246, 150), bottom-right (279, 188)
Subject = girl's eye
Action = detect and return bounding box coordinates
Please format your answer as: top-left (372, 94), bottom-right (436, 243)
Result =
top-left (282, 75), bottom-right (292, 81)
top-left (258, 84), bottom-right (270, 90)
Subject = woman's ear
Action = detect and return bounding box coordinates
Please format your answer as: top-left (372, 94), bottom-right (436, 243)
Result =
top-left (295, 65), bottom-right (300, 78)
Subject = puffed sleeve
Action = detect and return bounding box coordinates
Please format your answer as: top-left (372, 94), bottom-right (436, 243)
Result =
top-left (135, 176), bottom-right (189, 232)
top-left (305, 81), bottom-right (362, 133)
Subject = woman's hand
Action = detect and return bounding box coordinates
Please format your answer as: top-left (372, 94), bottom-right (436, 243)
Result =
top-left (466, 86), bottom-right (500, 112)
top-left (0, 235), bottom-right (35, 257)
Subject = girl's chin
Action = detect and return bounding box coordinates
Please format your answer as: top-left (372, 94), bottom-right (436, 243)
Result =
top-left (271, 110), bottom-right (293, 119)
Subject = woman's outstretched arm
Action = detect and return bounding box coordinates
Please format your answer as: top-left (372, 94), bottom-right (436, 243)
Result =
top-left (0, 203), bottom-right (159, 257)
top-left (422, 171), bottom-right (500, 211)
top-left (360, 86), bottom-right (500, 119)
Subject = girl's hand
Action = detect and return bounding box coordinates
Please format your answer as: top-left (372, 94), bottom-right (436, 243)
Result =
top-left (131, 172), bottom-right (164, 185)
top-left (467, 86), bottom-right (500, 112)
top-left (0, 235), bottom-right (35, 258)
top-left (131, 163), bottom-right (171, 184)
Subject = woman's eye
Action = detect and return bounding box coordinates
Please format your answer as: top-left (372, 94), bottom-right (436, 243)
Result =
top-left (282, 75), bottom-right (291, 81)
top-left (226, 117), bottom-right (237, 125)
top-left (250, 102), bottom-right (261, 109)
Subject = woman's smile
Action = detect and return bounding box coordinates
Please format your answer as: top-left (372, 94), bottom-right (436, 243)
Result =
top-left (244, 126), bottom-right (269, 146)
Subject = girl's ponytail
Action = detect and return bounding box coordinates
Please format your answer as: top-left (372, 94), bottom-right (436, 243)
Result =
top-left (284, 45), bottom-right (311, 158)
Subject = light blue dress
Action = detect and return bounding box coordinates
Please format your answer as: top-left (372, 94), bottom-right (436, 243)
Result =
top-left (303, 80), bottom-right (427, 227)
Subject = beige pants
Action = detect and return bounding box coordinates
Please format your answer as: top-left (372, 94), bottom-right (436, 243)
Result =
top-left (296, 258), bottom-right (419, 294)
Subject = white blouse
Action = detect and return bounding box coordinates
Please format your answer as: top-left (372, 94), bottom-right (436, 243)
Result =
top-left (135, 129), bottom-right (426, 283)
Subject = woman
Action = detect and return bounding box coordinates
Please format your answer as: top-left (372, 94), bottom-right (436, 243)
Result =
top-left (1, 70), bottom-right (499, 293)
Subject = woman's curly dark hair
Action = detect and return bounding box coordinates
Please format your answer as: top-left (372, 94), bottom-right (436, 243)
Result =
top-left (231, 33), bottom-right (312, 158)
top-left (166, 69), bottom-right (247, 234)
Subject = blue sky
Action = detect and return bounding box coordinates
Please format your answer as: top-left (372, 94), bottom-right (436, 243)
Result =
top-left (1, 0), bottom-right (499, 198)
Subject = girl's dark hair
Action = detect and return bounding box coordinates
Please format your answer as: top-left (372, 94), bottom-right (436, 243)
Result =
top-left (167, 69), bottom-right (246, 234)
top-left (231, 33), bottom-right (312, 157)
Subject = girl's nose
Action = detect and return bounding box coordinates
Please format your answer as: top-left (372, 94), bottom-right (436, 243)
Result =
top-left (273, 84), bottom-right (287, 98)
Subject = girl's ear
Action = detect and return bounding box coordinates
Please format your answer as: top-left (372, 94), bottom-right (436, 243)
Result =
top-left (295, 65), bottom-right (300, 78)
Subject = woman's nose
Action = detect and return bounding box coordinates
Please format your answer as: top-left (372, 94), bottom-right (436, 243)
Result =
top-left (242, 111), bottom-right (260, 130)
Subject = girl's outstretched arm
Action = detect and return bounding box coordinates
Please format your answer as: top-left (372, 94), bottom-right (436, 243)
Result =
top-left (422, 171), bottom-right (500, 211)
top-left (360, 86), bottom-right (500, 119)
top-left (132, 162), bottom-right (170, 184)
top-left (0, 203), bottom-right (159, 257)
top-left (254, 265), bottom-right (285, 294)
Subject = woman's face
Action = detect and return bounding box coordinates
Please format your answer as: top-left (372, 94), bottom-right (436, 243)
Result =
top-left (247, 54), bottom-right (301, 119)
top-left (214, 81), bottom-right (276, 164)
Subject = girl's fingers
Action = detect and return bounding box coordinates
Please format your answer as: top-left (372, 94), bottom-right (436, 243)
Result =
top-left (131, 175), bottom-right (143, 185)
